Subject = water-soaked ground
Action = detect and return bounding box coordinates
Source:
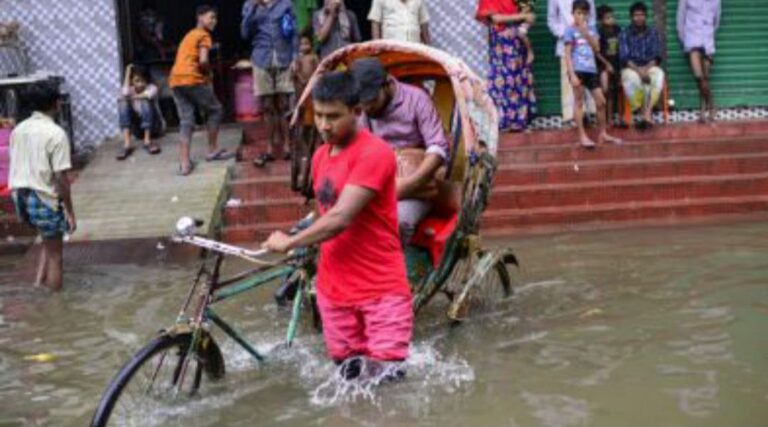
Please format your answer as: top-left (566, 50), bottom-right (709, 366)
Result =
top-left (0, 221), bottom-right (767, 427)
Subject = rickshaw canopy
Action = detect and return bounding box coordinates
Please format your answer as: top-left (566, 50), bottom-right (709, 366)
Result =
top-left (291, 40), bottom-right (499, 158)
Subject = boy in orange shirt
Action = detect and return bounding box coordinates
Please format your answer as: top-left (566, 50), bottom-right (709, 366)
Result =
top-left (169, 5), bottom-right (231, 176)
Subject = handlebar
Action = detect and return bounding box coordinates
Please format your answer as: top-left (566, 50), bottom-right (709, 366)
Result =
top-left (171, 212), bottom-right (317, 265)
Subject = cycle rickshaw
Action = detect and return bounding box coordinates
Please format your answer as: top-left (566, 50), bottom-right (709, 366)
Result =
top-left (90, 41), bottom-right (517, 426)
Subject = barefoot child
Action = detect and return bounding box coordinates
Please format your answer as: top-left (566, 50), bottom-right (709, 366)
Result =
top-left (597, 4), bottom-right (621, 127)
top-left (169, 5), bottom-right (231, 176)
top-left (9, 82), bottom-right (76, 291)
top-left (564, 0), bottom-right (622, 148)
top-left (291, 31), bottom-right (320, 193)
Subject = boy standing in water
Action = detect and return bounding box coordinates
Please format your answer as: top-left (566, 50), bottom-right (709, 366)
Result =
top-left (9, 82), bottom-right (76, 291)
top-left (262, 71), bottom-right (412, 380)
top-left (564, 0), bottom-right (622, 148)
top-left (169, 5), bottom-right (230, 176)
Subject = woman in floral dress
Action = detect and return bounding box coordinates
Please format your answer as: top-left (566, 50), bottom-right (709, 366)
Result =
top-left (476, 0), bottom-right (538, 131)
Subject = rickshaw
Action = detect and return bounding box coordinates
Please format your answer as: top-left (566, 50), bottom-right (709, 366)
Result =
top-left (90, 41), bottom-right (517, 427)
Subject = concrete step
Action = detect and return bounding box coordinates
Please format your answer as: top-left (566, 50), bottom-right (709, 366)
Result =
top-left (227, 152), bottom-right (768, 204)
top-left (224, 198), bottom-right (310, 226)
top-left (495, 152), bottom-right (768, 186)
top-left (501, 120), bottom-right (768, 147)
top-left (222, 220), bottom-right (297, 243)
top-left (488, 172), bottom-right (768, 210)
top-left (482, 195), bottom-right (768, 231)
top-left (497, 135), bottom-right (768, 164)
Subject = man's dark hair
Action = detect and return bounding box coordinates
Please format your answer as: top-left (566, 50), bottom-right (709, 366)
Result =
top-left (130, 65), bottom-right (151, 83)
top-left (572, 0), bottom-right (591, 13)
top-left (23, 81), bottom-right (60, 112)
top-left (597, 4), bottom-right (614, 20)
top-left (312, 71), bottom-right (360, 108)
top-left (630, 1), bottom-right (648, 15)
top-left (197, 5), bottom-right (217, 16)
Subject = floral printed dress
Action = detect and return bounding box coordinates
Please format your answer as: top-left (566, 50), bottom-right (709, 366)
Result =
top-left (486, 23), bottom-right (537, 131)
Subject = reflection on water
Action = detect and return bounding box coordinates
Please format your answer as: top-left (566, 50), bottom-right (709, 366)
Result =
top-left (1, 221), bottom-right (768, 426)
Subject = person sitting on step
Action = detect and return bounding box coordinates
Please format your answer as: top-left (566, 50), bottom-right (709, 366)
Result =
top-left (116, 64), bottom-right (165, 160)
top-left (618, 1), bottom-right (665, 131)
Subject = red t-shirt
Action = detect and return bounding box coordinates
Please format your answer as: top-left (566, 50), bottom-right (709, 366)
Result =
top-left (311, 129), bottom-right (410, 304)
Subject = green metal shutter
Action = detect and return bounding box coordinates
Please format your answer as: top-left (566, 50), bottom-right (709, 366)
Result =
top-left (529, 0), bottom-right (647, 116)
top-left (666, 0), bottom-right (768, 109)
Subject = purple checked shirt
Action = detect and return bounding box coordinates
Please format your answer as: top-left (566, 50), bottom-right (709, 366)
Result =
top-left (361, 78), bottom-right (450, 162)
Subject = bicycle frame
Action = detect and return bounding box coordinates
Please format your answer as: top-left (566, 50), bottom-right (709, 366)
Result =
top-left (164, 235), bottom-right (316, 394)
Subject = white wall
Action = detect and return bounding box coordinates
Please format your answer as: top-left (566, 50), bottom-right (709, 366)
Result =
top-left (0, 0), bottom-right (121, 148)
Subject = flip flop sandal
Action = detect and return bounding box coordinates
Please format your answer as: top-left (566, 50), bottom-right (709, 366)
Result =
top-left (143, 142), bottom-right (162, 155)
top-left (206, 149), bottom-right (235, 162)
top-left (116, 146), bottom-right (134, 161)
top-left (580, 140), bottom-right (596, 149)
top-left (253, 152), bottom-right (275, 168)
top-left (177, 160), bottom-right (197, 176)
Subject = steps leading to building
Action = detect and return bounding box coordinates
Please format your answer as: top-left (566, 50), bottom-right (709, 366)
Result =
top-left (221, 121), bottom-right (768, 243)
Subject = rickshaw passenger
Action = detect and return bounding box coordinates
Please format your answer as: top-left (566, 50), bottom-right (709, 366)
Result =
top-left (350, 58), bottom-right (450, 245)
top-left (262, 71), bottom-right (413, 379)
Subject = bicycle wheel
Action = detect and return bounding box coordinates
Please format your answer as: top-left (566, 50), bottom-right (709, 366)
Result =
top-left (446, 250), bottom-right (513, 321)
top-left (91, 331), bottom-right (225, 427)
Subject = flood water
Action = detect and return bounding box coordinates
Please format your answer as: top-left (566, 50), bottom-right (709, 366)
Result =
top-left (1, 221), bottom-right (767, 426)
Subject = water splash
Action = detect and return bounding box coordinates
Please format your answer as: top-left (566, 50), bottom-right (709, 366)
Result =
top-left (310, 342), bottom-right (475, 407)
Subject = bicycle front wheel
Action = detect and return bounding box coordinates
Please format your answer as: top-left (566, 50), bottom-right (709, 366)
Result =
top-left (90, 331), bottom-right (225, 427)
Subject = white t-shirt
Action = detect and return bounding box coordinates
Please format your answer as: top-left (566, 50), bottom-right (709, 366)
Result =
top-left (368, 0), bottom-right (429, 43)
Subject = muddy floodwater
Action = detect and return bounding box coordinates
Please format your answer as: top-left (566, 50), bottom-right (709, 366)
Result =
top-left (1, 221), bottom-right (767, 426)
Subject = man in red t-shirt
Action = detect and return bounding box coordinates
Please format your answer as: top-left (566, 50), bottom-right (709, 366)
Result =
top-left (262, 71), bottom-right (412, 378)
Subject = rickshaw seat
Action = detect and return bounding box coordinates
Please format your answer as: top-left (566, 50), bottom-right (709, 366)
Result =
top-left (409, 213), bottom-right (458, 268)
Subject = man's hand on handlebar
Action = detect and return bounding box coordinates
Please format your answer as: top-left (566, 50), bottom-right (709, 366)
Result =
top-left (262, 231), bottom-right (293, 253)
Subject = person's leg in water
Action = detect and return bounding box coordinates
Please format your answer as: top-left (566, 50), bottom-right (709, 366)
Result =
top-left (43, 237), bottom-right (64, 291)
top-left (592, 86), bottom-right (622, 145)
top-left (35, 243), bottom-right (48, 287)
top-left (358, 294), bottom-right (413, 382)
top-left (316, 292), bottom-right (366, 377)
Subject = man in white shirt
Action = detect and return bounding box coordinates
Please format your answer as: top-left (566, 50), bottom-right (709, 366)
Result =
top-left (368, 0), bottom-right (431, 44)
top-left (548, 0), bottom-right (596, 123)
top-left (9, 82), bottom-right (76, 291)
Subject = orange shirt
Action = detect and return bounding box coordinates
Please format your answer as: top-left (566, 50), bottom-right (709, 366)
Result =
top-left (169, 28), bottom-right (212, 88)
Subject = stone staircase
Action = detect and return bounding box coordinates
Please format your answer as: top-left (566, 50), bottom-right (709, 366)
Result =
top-left (222, 120), bottom-right (768, 243)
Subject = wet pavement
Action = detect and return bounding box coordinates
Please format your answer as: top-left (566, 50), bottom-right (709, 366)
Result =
top-left (0, 221), bottom-right (767, 426)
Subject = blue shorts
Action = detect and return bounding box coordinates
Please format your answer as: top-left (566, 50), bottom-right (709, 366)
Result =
top-left (13, 189), bottom-right (67, 240)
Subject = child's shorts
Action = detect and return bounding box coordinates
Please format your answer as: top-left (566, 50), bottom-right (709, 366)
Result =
top-left (316, 292), bottom-right (413, 362)
top-left (13, 188), bottom-right (67, 240)
top-left (576, 72), bottom-right (600, 90)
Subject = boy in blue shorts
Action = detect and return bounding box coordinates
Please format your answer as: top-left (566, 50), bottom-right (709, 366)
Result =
top-left (564, 0), bottom-right (622, 148)
top-left (9, 82), bottom-right (76, 291)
